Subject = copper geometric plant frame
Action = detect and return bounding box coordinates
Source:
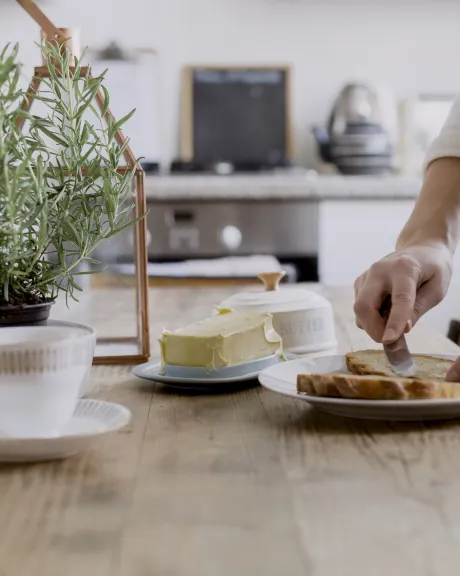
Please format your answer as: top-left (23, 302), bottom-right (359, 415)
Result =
top-left (14, 0), bottom-right (150, 365)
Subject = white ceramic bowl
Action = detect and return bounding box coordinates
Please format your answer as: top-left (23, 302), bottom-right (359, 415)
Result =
top-left (47, 320), bottom-right (96, 397)
top-left (0, 324), bottom-right (96, 438)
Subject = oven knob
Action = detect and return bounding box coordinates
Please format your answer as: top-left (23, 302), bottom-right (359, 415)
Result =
top-left (221, 225), bottom-right (242, 250)
top-left (128, 229), bottom-right (152, 248)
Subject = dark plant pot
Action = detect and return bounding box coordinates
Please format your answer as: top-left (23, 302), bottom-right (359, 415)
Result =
top-left (0, 302), bottom-right (54, 327)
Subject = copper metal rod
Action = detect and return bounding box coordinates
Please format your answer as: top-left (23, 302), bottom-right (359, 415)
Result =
top-left (135, 170), bottom-right (150, 359)
top-left (16, 0), bottom-right (65, 44)
top-left (16, 76), bottom-right (40, 130)
top-left (93, 82), bottom-right (138, 167)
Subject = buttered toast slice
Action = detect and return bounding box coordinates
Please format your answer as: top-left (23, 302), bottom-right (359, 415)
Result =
top-left (297, 373), bottom-right (460, 400)
top-left (296, 350), bottom-right (457, 400)
top-left (346, 350), bottom-right (453, 381)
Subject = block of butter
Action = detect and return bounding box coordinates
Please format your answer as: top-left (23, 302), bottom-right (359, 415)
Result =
top-left (159, 309), bottom-right (282, 370)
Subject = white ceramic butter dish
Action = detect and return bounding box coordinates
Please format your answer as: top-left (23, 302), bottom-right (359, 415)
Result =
top-left (218, 272), bottom-right (337, 354)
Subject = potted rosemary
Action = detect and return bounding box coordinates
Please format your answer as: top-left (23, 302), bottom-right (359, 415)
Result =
top-left (0, 42), bottom-right (139, 326)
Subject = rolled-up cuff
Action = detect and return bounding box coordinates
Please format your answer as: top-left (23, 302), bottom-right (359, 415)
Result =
top-left (424, 95), bottom-right (460, 170)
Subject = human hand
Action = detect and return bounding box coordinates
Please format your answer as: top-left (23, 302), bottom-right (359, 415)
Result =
top-left (353, 243), bottom-right (452, 345)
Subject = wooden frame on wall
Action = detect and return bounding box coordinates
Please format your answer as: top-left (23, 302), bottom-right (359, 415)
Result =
top-left (180, 64), bottom-right (294, 163)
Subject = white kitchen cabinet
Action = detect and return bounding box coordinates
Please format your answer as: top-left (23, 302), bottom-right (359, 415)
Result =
top-left (320, 199), bottom-right (460, 285)
top-left (319, 200), bottom-right (416, 286)
top-left (319, 199), bottom-right (460, 336)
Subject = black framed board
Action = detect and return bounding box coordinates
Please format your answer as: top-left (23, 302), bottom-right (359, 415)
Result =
top-left (181, 65), bottom-right (293, 167)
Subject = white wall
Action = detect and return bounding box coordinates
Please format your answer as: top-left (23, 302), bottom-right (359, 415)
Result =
top-left (1, 0), bottom-right (460, 168)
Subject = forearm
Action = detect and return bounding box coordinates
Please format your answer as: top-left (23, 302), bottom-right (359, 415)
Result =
top-left (398, 95), bottom-right (460, 253)
top-left (397, 157), bottom-right (460, 254)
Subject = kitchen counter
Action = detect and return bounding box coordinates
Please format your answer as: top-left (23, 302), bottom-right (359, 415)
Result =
top-left (145, 172), bottom-right (422, 201)
top-left (3, 284), bottom-right (460, 576)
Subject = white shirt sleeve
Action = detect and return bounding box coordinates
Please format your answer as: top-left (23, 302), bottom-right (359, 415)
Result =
top-left (425, 94), bottom-right (460, 169)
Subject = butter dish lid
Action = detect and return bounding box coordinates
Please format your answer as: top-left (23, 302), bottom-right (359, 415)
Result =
top-left (218, 272), bottom-right (332, 314)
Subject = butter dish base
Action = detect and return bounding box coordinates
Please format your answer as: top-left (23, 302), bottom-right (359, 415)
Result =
top-left (133, 353), bottom-right (284, 391)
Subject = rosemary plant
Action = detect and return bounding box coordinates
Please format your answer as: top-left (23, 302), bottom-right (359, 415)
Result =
top-left (0, 42), bottom-right (139, 307)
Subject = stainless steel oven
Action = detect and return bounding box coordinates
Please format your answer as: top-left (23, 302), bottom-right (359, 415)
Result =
top-left (98, 199), bottom-right (319, 282)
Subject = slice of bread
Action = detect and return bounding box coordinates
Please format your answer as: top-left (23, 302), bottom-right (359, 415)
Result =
top-left (345, 350), bottom-right (453, 381)
top-left (297, 373), bottom-right (460, 400)
top-left (296, 350), bottom-right (457, 401)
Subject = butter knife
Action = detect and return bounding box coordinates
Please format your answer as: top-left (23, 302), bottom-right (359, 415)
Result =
top-left (380, 295), bottom-right (416, 377)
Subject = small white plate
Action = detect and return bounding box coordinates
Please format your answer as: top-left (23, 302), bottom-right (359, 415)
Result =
top-left (133, 354), bottom-right (285, 391)
top-left (258, 354), bottom-right (460, 421)
top-left (0, 399), bottom-right (131, 462)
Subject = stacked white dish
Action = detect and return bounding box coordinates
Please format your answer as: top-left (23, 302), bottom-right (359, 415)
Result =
top-left (0, 322), bottom-right (131, 461)
top-left (0, 324), bottom-right (96, 438)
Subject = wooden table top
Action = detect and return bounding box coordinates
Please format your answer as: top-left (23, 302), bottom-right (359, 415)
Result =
top-left (3, 284), bottom-right (460, 576)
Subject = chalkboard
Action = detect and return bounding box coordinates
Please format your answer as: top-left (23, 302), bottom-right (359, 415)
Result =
top-left (181, 66), bottom-right (292, 166)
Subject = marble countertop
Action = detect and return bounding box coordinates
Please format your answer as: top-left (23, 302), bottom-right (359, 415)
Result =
top-left (144, 171), bottom-right (422, 201)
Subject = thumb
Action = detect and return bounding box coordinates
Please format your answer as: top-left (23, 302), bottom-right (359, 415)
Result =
top-left (446, 357), bottom-right (460, 382)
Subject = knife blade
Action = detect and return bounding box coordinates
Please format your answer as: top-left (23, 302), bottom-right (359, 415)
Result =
top-left (380, 295), bottom-right (416, 377)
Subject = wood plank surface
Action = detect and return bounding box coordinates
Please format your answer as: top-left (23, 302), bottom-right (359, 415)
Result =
top-left (1, 284), bottom-right (460, 576)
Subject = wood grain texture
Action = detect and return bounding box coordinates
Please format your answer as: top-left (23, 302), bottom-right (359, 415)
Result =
top-left (2, 284), bottom-right (460, 576)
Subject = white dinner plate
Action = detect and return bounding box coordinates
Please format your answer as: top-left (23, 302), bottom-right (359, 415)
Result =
top-left (258, 354), bottom-right (460, 421)
top-left (132, 354), bottom-right (288, 392)
top-left (0, 399), bottom-right (131, 462)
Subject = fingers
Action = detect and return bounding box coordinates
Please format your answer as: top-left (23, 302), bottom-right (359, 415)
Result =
top-left (354, 274), bottom-right (365, 329)
top-left (355, 255), bottom-right (421, 344)
top-left (446, 356), bottom-right (460, 382)
top-left (410, 280), bottom-right (445, 328)
top-left (353, 280), bottom-right (387, 343)
top-left (354, 247), bottom-right (451, 344)
top-left (354, 273), bottom-right (365, 299)
top-left (382, 272), bottom-right (417, 344)
top-left (404, 319), bottom-right (413, 334)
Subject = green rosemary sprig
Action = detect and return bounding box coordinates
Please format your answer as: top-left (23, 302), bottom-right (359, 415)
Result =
top-left (0, 41), bottom-right (142, 306)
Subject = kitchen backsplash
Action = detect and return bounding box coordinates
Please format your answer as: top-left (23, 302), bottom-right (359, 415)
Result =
top-left (1, 0), bottom-right (459, 168)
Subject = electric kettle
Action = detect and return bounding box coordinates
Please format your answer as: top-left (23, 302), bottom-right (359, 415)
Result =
top-left (313, 83), bottom-right (395, 175)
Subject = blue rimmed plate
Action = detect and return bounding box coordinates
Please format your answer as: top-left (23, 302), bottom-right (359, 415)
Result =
top-left (133, 354), bottom-right (288, 392)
